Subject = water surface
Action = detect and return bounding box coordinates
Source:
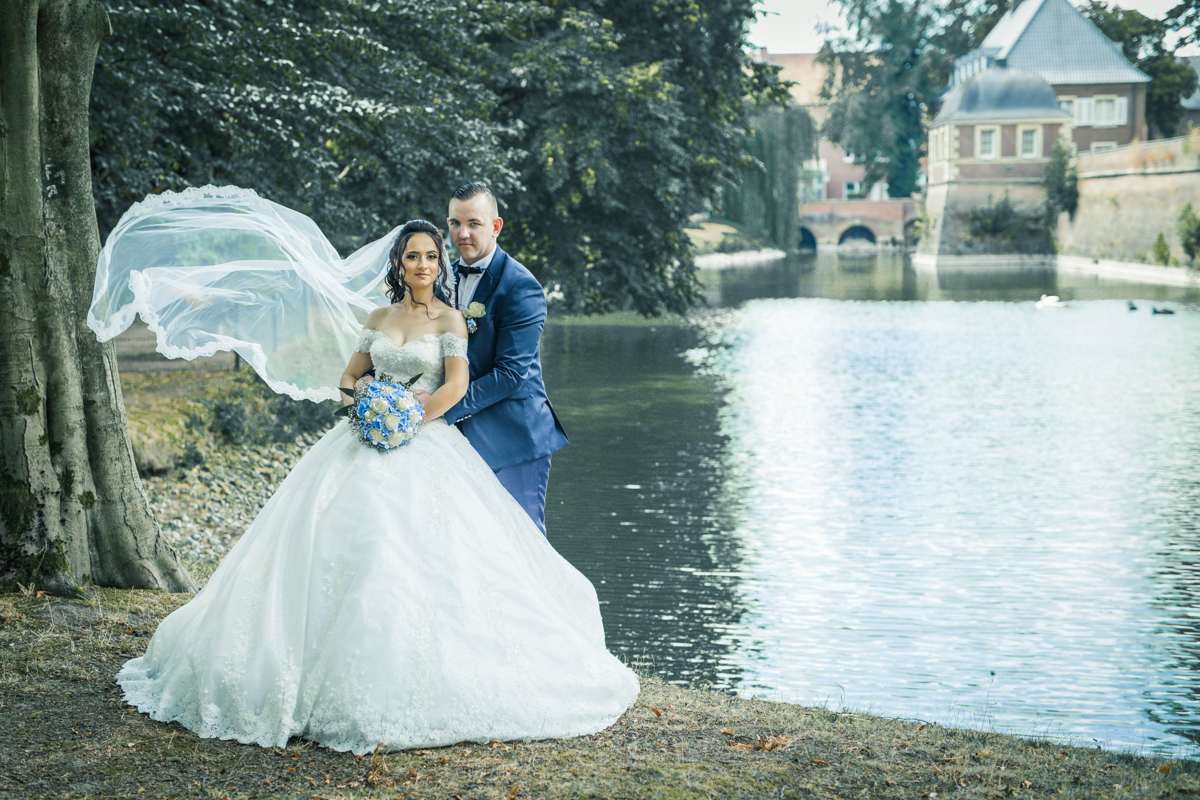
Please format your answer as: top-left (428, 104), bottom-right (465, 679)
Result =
top-left (544, 252), bottom-right (1200, 755)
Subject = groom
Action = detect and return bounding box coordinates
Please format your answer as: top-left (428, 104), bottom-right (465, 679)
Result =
top-left (434, 183), bottom-right (569, 535)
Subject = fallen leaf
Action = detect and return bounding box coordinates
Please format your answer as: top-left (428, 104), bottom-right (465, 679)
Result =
top-left (1160, 765), bottom-right (1173, 776)
top-left (1021, 780), bottom-right (1032, 788)
top-left (731, 743), bottom-right (753, 751)
top-left (651, 708), bottom-right (662, 717)
top-left (919, 724), bottom-right (927, 731)
top-left (509, 785), bottom-right (519, 798)
top-left (757, 735), bottom-right (789, 752)
top-left (811, 759), bottom-right (828, 766)
top-left (721, 728), bottom-right (736, 735)
top-left (886, 779), bottom-right (897, 786)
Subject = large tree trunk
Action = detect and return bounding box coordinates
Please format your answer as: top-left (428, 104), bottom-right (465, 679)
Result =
top-left (0, 0), bottom-right (196, 594)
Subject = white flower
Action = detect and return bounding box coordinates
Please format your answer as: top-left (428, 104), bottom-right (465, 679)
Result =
top-left (408, 409), bottom-right (421, 425)
top-left (464, 302), bottom-right (486, 320)
top-left (367, 426), bottom-right (386, 444)
top-left (369, 397), bottom-right (389, 414)
top-left (363, 409), bottom-right (377, 422)
top-left (383, 413), bottom-right (400, 432)
top-left (387, 432), bottom-right (406, 446)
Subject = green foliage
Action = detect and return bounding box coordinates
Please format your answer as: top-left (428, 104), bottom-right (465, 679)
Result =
top-left (1178, 202), bottom-right (1200, 262)
top-left (721, 104), bottom-right (818, 252)
top-left (961, 194), bottom-right (1055, 254)
top-left (1082, 2), bottom-right (1199, 137)
top-left (1153, 232), bottom-right (1172, 264)
top-left (818, 0), bottom-right (1008, 198)
top-left (1043, 139), bottom-right (1079, 219)
top-left (1167, 0), bottom-right (1198, 48)
top-left (91, 0), bottom-right (525, 254)
top-left (714, 228), bottom-right (770, 253)
top-left (199, 369), bottom-right (336, 447)
top-left (479, 0), bottom-right (788, 314)
top-left (91, 0), bottom-right (784, 316)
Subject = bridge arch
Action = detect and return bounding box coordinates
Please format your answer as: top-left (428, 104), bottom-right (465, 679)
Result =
top-left (798, 227), bottom-right (817, 252)
top-left (838, 225), bottom-right (877, 245)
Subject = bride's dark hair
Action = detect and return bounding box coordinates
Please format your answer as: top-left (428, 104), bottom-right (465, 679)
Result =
top-left (385, 220), bottom-right (448, 305)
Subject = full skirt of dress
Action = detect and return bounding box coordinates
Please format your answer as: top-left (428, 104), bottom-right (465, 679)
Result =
top-left (117, 420), bottom-right (639, 753)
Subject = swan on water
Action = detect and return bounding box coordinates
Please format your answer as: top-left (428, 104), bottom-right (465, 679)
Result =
top-left (1035, 294), bottom-right (1066, 309)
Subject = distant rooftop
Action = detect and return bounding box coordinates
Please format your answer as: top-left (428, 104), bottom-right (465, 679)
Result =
top-left (934, 66), bottom-right (1071, 124)
top-left (952, 0), bottom-right (1149, 87)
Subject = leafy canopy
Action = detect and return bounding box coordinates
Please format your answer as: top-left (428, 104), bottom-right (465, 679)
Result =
top-left (91, 0), bottom-right (785, 316)
top-left (817, 0), bottom-right (1008, 198)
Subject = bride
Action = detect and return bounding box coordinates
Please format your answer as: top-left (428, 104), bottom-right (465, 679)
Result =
top-left (102, 198), bottom-right (640, 754)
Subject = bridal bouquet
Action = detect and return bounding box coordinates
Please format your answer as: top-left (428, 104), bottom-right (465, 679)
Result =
top-left (336, 374), bottom-right (424, 450)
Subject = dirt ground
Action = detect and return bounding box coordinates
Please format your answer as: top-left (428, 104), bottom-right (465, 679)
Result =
top-left (1, 586), bottom-right (1198, 800)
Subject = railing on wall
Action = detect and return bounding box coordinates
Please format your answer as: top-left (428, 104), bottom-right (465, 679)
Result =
top-left (1073, 132), bottom-right (1200, 177)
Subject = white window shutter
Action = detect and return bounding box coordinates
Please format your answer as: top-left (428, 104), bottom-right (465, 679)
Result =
top-left (1115, 96), bottom-right (1128, 125)
top-left (1076, 98), bottom-right (1094, 126)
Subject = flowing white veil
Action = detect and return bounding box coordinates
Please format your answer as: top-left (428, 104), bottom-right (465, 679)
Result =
top-left (88, 186), bottom-right (454, 402)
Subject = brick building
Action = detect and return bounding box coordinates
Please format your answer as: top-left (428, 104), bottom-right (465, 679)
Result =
top-left (950, 0), bottom-right (1149, 152)
top-left (921, 66), bottom-right (1070, 257)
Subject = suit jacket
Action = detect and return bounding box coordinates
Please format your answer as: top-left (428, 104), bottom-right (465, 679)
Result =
top-left (443, 246), bottom-right (569, 470)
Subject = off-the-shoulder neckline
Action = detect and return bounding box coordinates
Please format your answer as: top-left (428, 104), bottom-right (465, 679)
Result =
top-left (365, 330), bottom-right (467, 351)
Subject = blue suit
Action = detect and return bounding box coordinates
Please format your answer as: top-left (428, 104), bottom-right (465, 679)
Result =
top-left (443, 247), bottom-right (569, 530)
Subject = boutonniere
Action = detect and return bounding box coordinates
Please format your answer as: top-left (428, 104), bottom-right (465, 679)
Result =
top-left (463, 302), bottom-right (486, 334)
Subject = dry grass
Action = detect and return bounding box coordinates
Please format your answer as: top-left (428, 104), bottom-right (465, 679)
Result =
top-left (1, 587), bottom-right (1199, 799)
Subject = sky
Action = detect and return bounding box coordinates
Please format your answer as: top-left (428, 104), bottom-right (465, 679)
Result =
top-left (747, 0), bottom-right (1199, 56)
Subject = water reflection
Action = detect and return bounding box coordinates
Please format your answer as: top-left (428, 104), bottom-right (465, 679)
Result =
top-left (704, 250), bottom-right (1200, 305)
top-left (542, 319), bottom-right (756, 687)
top-left (541, 251), bottom-right (1200, 755)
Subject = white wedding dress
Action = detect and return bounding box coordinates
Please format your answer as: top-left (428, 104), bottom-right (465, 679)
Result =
top-left (117, 330), bottom-right (640, 753)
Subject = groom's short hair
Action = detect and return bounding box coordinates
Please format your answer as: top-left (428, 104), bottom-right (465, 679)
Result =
top-left (452, 183), bottom-right (498, 218)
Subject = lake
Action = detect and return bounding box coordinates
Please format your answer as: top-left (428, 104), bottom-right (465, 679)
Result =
top-left (542, 251), bottom-right (1200, 756)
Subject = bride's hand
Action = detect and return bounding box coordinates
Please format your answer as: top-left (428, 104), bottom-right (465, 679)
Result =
top-left (416, 391), bottom-right (432, 405)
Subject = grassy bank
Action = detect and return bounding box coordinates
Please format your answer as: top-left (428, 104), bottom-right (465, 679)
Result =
top-left (1, 585), bottom-right (1197, 799)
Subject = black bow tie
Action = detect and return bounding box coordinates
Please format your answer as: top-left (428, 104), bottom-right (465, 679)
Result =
top-left (456, 263), bottom-right (485, 275)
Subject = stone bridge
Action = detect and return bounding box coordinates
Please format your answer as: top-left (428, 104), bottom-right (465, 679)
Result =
top-left (799, 199), bottom-right (920, 249)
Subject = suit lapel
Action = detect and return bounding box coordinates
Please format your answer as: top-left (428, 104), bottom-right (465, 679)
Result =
top-left (468, 247), bottom-right (507, 309)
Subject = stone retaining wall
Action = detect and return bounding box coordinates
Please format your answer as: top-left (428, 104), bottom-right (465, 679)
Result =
top-left (1057, 135), bottom-right (1200, 265)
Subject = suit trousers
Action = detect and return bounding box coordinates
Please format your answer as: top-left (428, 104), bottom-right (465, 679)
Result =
top-left (493, 455), bottom-right (552, 536)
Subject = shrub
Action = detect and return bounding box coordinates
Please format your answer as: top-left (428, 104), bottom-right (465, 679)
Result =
top-left (1178, 202), bottom-right (1200, 263)
top-left (961, 194), bottom-right (1055, 254)
top-left (202, 368), bottom-right (337, 446)
top-left (1153, 232), bottom-right (1172, 265)
top-left (1044, 139), bottom-right (1079, 219)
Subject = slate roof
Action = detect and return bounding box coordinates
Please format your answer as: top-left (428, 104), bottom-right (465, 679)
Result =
top-left (1184, 56), bottom-right (1200, 111)
top-left (934, 66), bottom-right (1072, 124)
top-left (955, 0), bottom-right (1149, 87)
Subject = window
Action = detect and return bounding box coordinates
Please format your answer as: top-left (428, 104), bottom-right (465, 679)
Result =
top-left (1058, 96), bottom-right (1075, 116)
top-left (843, 151), bottom-right (857, 164)
top-left (1075, 97), bottom-right (1094, 126)
top-left (1019, 127), bottom-right (1040, 158)
top-left (1091, 141), bottom-right (1117, 152)
top-left (977, 126), bottom-right (998, 159)
top-left (1091, 95), bottom-right (1128, 127)
top-left (845, 181), bottom-right (862, 196)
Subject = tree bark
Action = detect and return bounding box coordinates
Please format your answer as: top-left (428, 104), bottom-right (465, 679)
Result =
top-left (0, 0), bottom-right (196, 593)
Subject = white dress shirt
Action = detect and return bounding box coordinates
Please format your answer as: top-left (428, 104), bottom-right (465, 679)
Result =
top-left (455, 246), bottom-right (497, 311)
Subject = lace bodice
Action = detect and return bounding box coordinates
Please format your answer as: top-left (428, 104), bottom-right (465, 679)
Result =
top-left (354, 330), bottom-right (467, 395)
